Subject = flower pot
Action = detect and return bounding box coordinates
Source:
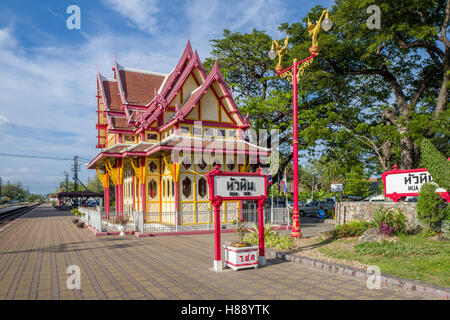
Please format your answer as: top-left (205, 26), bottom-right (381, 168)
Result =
top-left (118, 225), bottom-right (126, 236)
top-left (223, 243), bottom-right (259, 271)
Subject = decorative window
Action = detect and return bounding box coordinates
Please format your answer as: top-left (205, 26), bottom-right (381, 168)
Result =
top-left (198, 178), bottom-right (207, 198)
top-left (124, 135), bottom-right (135, 143)
top-left (167, 179), bottom-right (170, 199)
top-left (217, 129), bottom-right (226, 137)
top-left (228, 130), bottom-right (236, 138)
top-left (182, 158), bottom-right (191, 170)
top-left (204, 128), bottom-right (214, 136)
top-left (172, 180), bottom-right (175, 197)
top-left (198, 159), bottom-right (207, 170)
top-left (147, 179), bottom-right (157, 199)
top-left (148, 161), bottom-right (157, 172)
top-left (227, 163), bottom-right (235, 171)
top-left (193, 127), bottom-right (202, 136)
top-left (182, 177), bottom-right (192, 198)
top-left (180, 126), bottom-right (190, 135)
top-left (162, 178), bottom-right (166, 198)
top-left (146, 132), bottom-right (158, 140)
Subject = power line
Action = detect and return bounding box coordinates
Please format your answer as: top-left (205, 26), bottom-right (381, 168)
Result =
top-left (0, 152), bottom-right (90, 164)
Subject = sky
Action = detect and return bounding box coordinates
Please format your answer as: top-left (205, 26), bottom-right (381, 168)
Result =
top-left (0, 0), bottom-right (334, 196)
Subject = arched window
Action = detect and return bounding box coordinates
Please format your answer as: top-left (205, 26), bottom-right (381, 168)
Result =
top-left (198, 178), bottom-right (207, 198)
top-left (148, 161), bottom-right (157, 172)
top-left (172, 180), bottom-right (174, 197)
top-left (198, 159), bottom-right (207, 170)
top-left (167, 179), bottom-right (170, 199)
top-left (147, 179), bottom-right (157, 199)
top-left (182, 177), bottom-right (192, 198)
top-left (162, 178), bottom-right (166, 199)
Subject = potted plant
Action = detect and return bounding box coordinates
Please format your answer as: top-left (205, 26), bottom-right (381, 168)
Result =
top-left (224, 218), bottom-right (259, 271)
top-left (71, 208), bottom-right (82, 224)
top-left (115, 214), bottom-right (130, 236)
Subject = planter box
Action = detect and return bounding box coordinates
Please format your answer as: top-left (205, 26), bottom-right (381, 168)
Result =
top-left (223, 243), bottom-right (259, 271)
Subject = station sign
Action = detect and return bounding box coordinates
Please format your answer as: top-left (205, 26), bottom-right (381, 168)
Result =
top-left (382, 165), bottom-right (448, 202)
top-left (214, 176), bottom-right (266, 198)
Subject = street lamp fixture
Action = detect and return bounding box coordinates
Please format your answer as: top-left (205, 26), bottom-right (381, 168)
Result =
top-left (269, 9), bottom-right (332, 238)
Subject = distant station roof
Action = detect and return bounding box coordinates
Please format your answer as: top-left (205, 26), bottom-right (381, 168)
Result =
top-left (57, 191), bottom-right (103, 198)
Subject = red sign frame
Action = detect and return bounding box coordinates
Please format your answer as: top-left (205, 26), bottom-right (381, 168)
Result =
top-left (382, 164), bottom-right (449, 202)
top-left (206, 165), bottom-right (269, 271)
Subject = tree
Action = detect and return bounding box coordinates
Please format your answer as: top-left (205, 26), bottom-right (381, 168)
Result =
top-left (421, 138), bottom-right (450, 190)
top-left (417, 182), bottom-right (446, 230)
top-left (279, 1), bottom-right (449, 171)
top-left (344, 165), bottom-right (371, 198)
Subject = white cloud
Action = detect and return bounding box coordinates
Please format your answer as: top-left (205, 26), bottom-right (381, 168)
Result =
top-left (0, 115), bottom-right (10, 125)
top-left (0, 27), bottom-right (17, 49)
top-left (102, 0), bottom-right (160, 34)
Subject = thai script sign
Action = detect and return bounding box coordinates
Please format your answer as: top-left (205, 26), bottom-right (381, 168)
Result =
top-left (382, 165), bottom-right (448, 202)
top-left (214, 176), bottom-right (265, 198)
top-left (385, 169), bottom-right (445, 194)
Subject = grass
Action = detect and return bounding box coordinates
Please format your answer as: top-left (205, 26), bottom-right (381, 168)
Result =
top-left (317, 234), bottom-right (450, 287)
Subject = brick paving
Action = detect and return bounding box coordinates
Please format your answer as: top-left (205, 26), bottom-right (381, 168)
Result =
top-left (0, 204), bottom-right (436, 300)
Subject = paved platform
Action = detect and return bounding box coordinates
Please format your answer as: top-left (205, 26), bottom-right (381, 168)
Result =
top-left (0, 204), bottom-right (435, 300)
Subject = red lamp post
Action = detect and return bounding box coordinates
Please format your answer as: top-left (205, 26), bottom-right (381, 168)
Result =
top-left (268, 9), bottom-right (332, 238)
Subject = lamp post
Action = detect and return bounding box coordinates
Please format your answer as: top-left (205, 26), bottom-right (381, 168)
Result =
top-left (269, 9), bottom-right (332, 238)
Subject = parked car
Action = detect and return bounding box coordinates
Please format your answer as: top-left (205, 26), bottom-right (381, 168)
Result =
top-left (299, 200), bottom-right (335, 217)
top-left (340, 195), bottom-right (363, 202)
top-left (362, 194), bottom-right (389, 202)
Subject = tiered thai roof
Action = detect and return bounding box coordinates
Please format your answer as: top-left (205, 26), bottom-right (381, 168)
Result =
top-left (89, 40), bottom-right (259, 169)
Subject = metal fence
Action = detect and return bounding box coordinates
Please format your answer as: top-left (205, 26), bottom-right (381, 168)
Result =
top-left (78, 207), bottom-right (290, 234)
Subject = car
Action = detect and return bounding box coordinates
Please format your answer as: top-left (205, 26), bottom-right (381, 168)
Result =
top-left (340, 195), bottom-right (363, 202)
top-left (299, 200), bottom-right (335, 217)
top-left (362, 194), bottom-right (389, 202)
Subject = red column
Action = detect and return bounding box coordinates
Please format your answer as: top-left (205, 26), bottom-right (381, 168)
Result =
top-left (104, 172), bottom-right (110, 219)
top-left (258, 197), bottom-right (266, 265)
top-left (213, 197), bottom-right (223, 271)
top-left (291, 58), bottom-right (302, 238)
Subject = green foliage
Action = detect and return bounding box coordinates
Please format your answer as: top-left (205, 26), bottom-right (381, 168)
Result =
top-left (354, 240), bottom-right (440, 257)
top-left (417, 183), bottom-right (446, 231)
top-left (440, 220), bottom-right (450, 237)
top-left (333, 220), bottom-right (372, 238)
top-left (344, 165), bottom-right (371, 198)
top-left (232, 218), bottom-right (248, 244)
top-left (244, 224), bottom-right (294, 250)
top-left (70, 208), bottom-right (84, 217)
top-left (421, 138), bottom-right (450, 191)
top-left (372, 207), bottom-right (407, 235)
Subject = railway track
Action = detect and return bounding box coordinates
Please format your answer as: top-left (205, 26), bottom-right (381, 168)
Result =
top-left (0, 203), bottom-right (40, 224)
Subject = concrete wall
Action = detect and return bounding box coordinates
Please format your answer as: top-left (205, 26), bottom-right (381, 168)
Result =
top-left (335, 201), bottom-right (418, 225)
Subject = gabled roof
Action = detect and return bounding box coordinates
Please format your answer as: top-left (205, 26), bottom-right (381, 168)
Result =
top-left (160, 62), bottom-right (250, 131)
top-left (116, 63), bottom-right (166, 105)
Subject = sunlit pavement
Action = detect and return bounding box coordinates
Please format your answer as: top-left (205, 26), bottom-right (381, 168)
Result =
top-left (0, 204), bottom-right (434, 300)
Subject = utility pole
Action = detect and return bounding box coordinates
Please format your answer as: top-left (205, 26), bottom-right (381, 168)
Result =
top-left (0, 176), bottom-right (2, 197)
top-left (72, 156), bottom-right (79, 191)
top-left (64, 171), bottom-right (69, 192)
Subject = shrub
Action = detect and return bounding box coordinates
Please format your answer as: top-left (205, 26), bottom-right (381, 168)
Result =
top-left (333, 220), bottom-right (371, 238)
top-left (417, 183), bottom-right (446, 231)
top-left (421, 138), bottom-right (450, 191)
top-left (379, 222), bottom-right (394, 236)
top-left (442, 220), bottom-right (450, 237)
top-left (372, 207), bottom-right (407, 235)
top-left (244, 224), bottom-right (294, 250)
top-left (354, 240), bottom-right (440, 257)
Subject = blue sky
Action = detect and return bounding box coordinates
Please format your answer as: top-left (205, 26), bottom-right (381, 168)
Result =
top-left (0, 0), bottom-right (334, 195)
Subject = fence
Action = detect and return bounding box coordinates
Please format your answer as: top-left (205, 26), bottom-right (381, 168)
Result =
top-left (78, 207), bottom-right (290, 234)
